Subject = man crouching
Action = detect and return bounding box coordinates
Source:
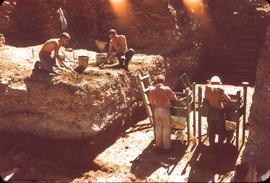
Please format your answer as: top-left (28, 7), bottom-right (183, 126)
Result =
top-left (34, 32), bottom-right (71, 73)
top-left (107, 29), bottom-right (135, 71)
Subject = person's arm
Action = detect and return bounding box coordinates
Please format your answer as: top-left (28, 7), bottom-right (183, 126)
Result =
top-left (121, 35), bottom-right (128, 52)
top-left (53, 44), bottom-right (70, 70)
top-left (107, 40), bottom-right (114, 60)
top-left (222, 90), bottom-right (232, 103)
top-left (167, 87), bottom-right (177, 101)
top-left (203, 86), bottom-right (210, 106)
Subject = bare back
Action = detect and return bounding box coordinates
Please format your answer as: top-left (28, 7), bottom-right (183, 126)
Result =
top-left (40, 39), bottom-right (60, 55)
top-left (205, 84), bottom-right (225, 109)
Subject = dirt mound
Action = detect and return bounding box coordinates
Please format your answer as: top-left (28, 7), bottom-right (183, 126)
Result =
top-left (0, 45), bottom-right (165, 139)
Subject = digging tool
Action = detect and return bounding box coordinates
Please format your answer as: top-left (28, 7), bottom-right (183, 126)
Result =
top-left (61, 50), bottom-right (88, 74)
top-left (61, 50), bottom-right (76, 66)
top-left (60, 50), bottom-right (82, 75)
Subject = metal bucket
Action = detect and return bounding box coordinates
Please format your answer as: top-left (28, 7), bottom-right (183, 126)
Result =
top-left (96, 53), bottom-right (107, 66)
top-left (78, 56), bottom-right (89, 68)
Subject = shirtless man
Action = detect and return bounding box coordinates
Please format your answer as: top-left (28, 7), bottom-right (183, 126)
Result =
top-left (205, 76), bottom-right (232, 148)
top-left (107, 29), bottom-right (135, 71)
top-left (149, 75), bottom-right (177, 152)
top-left (34, 32), bottom-right (71, 73)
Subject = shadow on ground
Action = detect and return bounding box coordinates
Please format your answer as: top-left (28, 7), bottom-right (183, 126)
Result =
top-left (131, 139), bottom-right (187, 180)
top-left (187, 143), bottom-right (238, 182)
top-left (0, 107), bottom-right (147, 181)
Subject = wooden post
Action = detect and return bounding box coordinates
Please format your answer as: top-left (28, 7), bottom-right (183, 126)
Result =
top-left (242, 82), bottom-right (249, 146)
top-left (198, 86), bottom-right (202, 144)
top-left (192, 82), bottom-right (196, 138)
top-left (186, 88), bottom-right (190, 146)
top-left (236, 115), bottom-right (240, 150)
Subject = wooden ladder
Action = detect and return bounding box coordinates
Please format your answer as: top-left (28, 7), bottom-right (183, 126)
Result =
top-left (137, 71), bottom-right (154, 125)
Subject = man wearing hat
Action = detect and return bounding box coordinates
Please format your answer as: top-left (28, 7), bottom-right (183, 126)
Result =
top-left (149, 74), bottom-right (177, 152)
top-left (106, 29), bottom-right (135, 71)
top-left (205, 75), bottom-right (232, 149)
top-left (34, 32), bottom-right (71, 73)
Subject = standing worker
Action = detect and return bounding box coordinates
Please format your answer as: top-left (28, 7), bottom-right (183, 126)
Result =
top-left (34, 32), bottom-right (71, 73)
top-left (204, 76), bottom-right (232, 149)
top-left (149, 74), bottom-right (178, 152)
top-left (106, 29), bottom-right (135, 71)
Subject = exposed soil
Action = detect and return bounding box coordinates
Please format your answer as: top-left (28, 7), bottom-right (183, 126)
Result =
top-left (0, 84), bottom-right (254, 182)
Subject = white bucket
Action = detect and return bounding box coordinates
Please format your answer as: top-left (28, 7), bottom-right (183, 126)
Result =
top-left (78, 55), bottom-right (89, 68)
top-left (96, 53), bottom-right (107, 65)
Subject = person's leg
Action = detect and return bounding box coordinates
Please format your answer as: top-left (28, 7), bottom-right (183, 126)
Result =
top-left (39, 53), bottom-right (54, 73)
top-left (116, 52), bottom-right (125, 67)
top-left (34, 60), bottom-right (40, 68)
top-left (154, 111), bottom-right (163, 148)
top-left (162, 110), bottom-right (171, 149)
top-left (217, 111), bottom-right (226, 144)
top-left (208, 120), bottom-right (215, 147)
top-left (123, 48), bottom-right (135, 70)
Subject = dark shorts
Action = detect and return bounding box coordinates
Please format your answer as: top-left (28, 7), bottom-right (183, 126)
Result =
top-left (207, 107), bottom-right (226, 135)
top-left (116, 48), bottom-right (135, 67)
top-left (38, 52), bottom-right (56, 72)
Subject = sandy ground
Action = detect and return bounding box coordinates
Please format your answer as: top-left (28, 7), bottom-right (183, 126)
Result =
top-left (72, 86), bottom-right (254, 182)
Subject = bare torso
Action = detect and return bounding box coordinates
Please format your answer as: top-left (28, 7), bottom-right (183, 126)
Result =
top-left (40, 39), bottom-right (60, 55)
top-left (110, 35), bottom-right (128, 53)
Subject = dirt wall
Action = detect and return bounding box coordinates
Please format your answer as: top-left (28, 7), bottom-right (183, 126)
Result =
top-left (241, 19), bottom-right (270, 174)
top-left (0, 0), bottom-right (188, 53)
top-left (0, 46), bottom-right (167, 139)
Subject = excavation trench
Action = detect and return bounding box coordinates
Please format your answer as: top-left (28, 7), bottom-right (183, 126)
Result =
top-left (0, 45), bottom-right (170, 180)
top-left (0, 107), bottom-right (147, 180)
top-left (1, 0), bottom-right (269, 181)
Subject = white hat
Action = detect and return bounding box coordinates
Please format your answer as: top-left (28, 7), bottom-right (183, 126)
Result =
top-left (209, 75), bottom-right (222, 84)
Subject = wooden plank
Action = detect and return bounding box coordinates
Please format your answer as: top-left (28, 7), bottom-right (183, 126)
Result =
top-left (198, 87), bottom-right (202, 144)
top-left (137, 72), bottom-right (154, 126)
top-left (192, 83), bottom-right (196, 138)
top-left (139, 74), bottom-right (150, 81)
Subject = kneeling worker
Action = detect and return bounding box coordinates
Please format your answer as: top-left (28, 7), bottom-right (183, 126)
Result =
top-left (34, 32), bottom-right (71, 73)
top-left (149, 74), bottom-right (178, 152)
top-left (205, 75), bottom-right (232, 148)
top-left (106, 29), bottom-right (135, 71)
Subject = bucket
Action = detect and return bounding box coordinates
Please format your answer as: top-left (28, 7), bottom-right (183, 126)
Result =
top-left (78, 56), bottom-right (89, 68)
top-left (96, 53), bottom-right (107, 66)
top-left (171, 116), bottom-right (186, 130)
